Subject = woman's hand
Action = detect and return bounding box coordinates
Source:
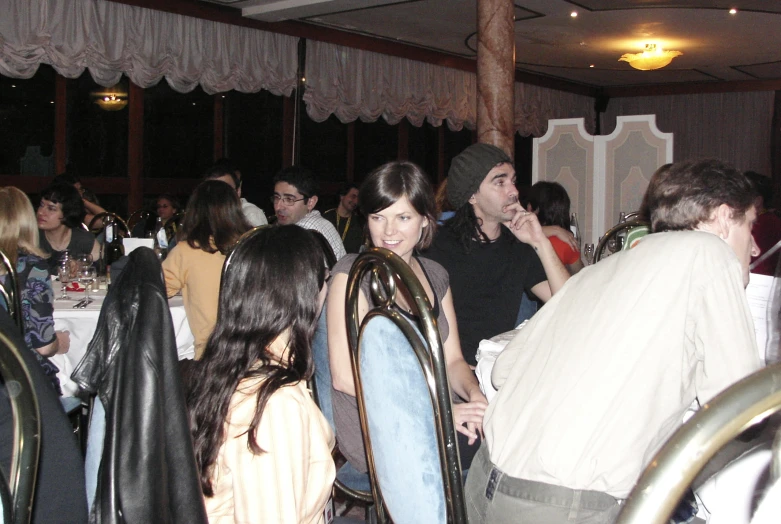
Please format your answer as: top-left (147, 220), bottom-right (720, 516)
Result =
top-left (452, 394), bottom-right (488, 445)
top-left (542, 225), bottom-right (578, 252)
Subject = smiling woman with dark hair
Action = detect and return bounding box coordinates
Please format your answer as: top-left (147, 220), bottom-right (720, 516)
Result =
top-left (327, 160), bottom-right (489, 475)
top-left (162, 180), bottom-right (252, 359)
top-left (188, 225), bottom-right (334, 523)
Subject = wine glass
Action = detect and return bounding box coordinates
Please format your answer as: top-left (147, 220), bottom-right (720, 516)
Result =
top-left (583, 243), bottom-right (595, 265)
top-left (57, 260), bottom-right (72, 300)
top-left (77, 265), bottom-right (97, 304)
top-left (76, 253), bottom-right (93, 271)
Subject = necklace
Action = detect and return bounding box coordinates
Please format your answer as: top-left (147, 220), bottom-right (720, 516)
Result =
top-left (334, 212), bottom-right (352, 241)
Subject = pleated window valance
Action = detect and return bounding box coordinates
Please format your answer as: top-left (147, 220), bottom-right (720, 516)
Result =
top-left (0, 0), bottom-right (298, 95)
top-left (1, 0), bottom-right (595, 136)
top-left (303, 40), bottom-right (596, 136)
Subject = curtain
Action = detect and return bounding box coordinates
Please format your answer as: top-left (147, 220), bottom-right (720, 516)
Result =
top-left (602, 91), bottom-right (775, 175)
top-left (514, 82), bottom-right (595, 137)
top-left (303, 40), bottom-right (477, 131)
top-left (304, 40), bottom-right (596, 136)
top-left (0, 0), bottom-right (298, 95)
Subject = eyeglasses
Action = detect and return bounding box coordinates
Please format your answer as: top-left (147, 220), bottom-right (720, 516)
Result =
top-left (271, 195), bottom-right (306, 206)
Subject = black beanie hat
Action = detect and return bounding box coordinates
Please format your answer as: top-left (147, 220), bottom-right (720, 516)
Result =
top-left (447, 143), bottom-right (512, 209)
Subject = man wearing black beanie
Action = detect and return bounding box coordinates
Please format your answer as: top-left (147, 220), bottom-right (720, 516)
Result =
top-left (424, 143), bottom-right (571, 367)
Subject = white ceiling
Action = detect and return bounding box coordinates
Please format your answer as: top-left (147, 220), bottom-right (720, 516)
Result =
top-left (200, 0), bottom-right (781, 88)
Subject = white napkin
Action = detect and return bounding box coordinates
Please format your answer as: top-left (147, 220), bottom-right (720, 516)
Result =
top-left (475, 320), bottom-right (529, 401)
top-left (122, 238), bottom-right (154, 254)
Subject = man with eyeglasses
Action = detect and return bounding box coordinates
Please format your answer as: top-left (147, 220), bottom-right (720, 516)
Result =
top-left (272, 166), bottom-right (347, 261)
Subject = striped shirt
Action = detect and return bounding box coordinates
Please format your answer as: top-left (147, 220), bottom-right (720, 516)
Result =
top-left (297, 210), bottom-right (347, 261)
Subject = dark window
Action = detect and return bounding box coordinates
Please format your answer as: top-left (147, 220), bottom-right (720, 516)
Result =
top-left (0, 65), bottom-right (55, 175)
top-left (144, 82), bottom-right (213, 179)
top-left (514, 133), bottom-right (534, 187)
top-left (443, 126), bottom-right (474, 179)
top-left (354, 119), bottom-right (398, 184)
top-left (300, 112), bottom-right (348, 184)
top-left (66, 72), bottom-right (128, 178)
top-left (224, 90), bottom-right (284, 213)
top-left (408, 120), bottom-right (439, 185)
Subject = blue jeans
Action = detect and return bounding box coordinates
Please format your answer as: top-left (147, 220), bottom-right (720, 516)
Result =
top-left (465, 443), bottom-right (621, 524)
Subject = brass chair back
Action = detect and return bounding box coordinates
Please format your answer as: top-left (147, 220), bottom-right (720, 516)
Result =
top-left (88, 212), bottom-right (130, 237)
top-left (616, 362), bottom-right (781, 524)
top-left (126, 209), bottom-right (150, 232)
top-left (0, 329), bottom-right (42, 524)
top-left (163, 212), bottom-right (184, 243)
top-left (0, 249), bottom-right (24, 336)
top-left (345, 247), bottom-right (467, 524)
top-left (594, 219), bottom-right (649, 262)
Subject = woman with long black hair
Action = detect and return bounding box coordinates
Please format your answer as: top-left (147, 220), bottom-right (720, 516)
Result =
top-left (188, 225), bottom-right (334, 524)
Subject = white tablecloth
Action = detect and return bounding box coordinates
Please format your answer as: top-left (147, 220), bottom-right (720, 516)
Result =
top-left (52, 289), bottom-right (195, 396)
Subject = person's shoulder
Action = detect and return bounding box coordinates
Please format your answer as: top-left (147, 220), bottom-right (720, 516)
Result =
top-left (333, 253), bottom-right (358, 275)
top-left (418, 256), bottom-right (449, 291)
top-left (17, 252), bottom-right (47, 268)
top-left (427, 223), bottom-right (458, 251)
top-left (641, 231), bottom-right (737, 268)
top-left (418, 255), bottom-right (447, 277)
top-left (72, 226), bottom-right (94, 241)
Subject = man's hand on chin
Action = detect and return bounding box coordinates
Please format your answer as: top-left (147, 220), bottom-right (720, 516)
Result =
top-left (502, 204), bottom-right (548, 247)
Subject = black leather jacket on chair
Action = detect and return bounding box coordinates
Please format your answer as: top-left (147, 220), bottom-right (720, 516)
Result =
top-left (72, 247), bottom-right (207, 524)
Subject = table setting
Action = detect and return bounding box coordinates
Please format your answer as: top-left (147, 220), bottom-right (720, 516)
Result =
top-left (50, 252), bottom-right (195, 396)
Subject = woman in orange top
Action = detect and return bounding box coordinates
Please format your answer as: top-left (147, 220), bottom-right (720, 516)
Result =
top-left (527, 181), bottom-right (584, 274)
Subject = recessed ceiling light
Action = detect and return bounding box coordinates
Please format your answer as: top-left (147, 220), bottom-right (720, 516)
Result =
top-left (11, 84), bottom-right (16, 88)
top-left (570, 11), bottom-right (578, 18)
top-left (729, 8), bottom-right (737, 15)
top-left (589, 64), bottom-right (595, 68)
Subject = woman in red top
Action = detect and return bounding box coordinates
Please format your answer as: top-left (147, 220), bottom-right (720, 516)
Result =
top-left (526, 181), bottom-right (584, 274)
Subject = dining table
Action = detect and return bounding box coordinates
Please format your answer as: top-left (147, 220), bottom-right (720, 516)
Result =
top-left (51, 286), bottom-right (195, 396)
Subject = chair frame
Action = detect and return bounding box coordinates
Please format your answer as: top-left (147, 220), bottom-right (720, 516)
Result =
top-left (88, 212), bottom-right (130, 237)
top-left (126, 209), bottom-right (149, 233)
top-left (345, 247), bottom-right (467, 524)
top-left (163, 212), bottom-right (184, 243)
top-left (0, 249), bottom-right (24, 337)
top-left (594, 219), bottom-right (649, 262)
top-left (616, 362), bottom-right (781, 524)
top-left (0, 330), bottom-right (41, 524)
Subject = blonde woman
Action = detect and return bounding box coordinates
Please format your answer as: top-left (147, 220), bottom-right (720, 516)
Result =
top-left (0, 187), bottom-right (69, 394)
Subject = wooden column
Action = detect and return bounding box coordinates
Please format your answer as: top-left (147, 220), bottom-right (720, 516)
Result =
top-left (127, 81), bottom-right (144, 212)
top-left (476, 0), bottom-right (515, 159)
top-left (213, 94), bottom-right (225, 161)
top-left (347, 121), bottom-right (355, 183)
top-left (397, 118), bottom-right (409, 160)
top-left (54, 75), bottom-right (67, 174)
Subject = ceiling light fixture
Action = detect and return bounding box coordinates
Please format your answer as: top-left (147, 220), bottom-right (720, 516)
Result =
top-left (95, 94), bottom-right (128, 111)
top-left (729, 8), bottom-right (737, 15)
top-left (619, 43), bottom-right (682, 71)
top-left (570, 11), bottom-right (578, 18)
